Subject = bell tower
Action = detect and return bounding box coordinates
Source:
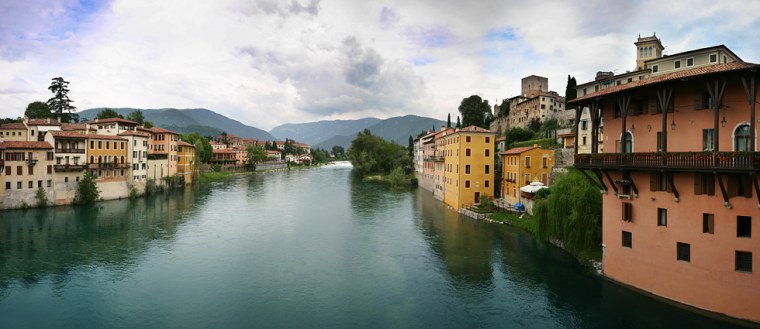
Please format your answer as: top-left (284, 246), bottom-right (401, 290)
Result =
top-left (634, 33), bottom-right (664, 70)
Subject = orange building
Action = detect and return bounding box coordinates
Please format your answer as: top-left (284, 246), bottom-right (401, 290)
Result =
top-left (572, 37), bottom-right (759, 323)
top-left (500, 145), bottom-right (553, 206)
top-left (149, 127), bottom-right (179, 176)
top-left (87, 135), bottom-right (129, 182)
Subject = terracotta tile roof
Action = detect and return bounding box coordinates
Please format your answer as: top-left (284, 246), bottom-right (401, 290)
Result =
top-left (26, 118), bottom-right (62, 126)
top-left (213, 149), bottom-right (236, 154)
top-left (0, 141), bottom-right (53, 149)
top-left (90, 118), bottom-right (139, 125)
top-left (177, 141), bottom-right (194, 147)
top-left (558, 132), bottom-right (576, 137)
top-left (149, 126), bottom-right (178, 134)
top-left (117, 131), bottom-right (150, 137)
top-left (571, 62), bottom-right (760, 103)
top-left (136, 126), bottom-right (152, 132)
top-left (496, 136), bottom-right (507, 141)
top-left (50, 131), bottom-right (88, 139)
top-left (61, 123), bottom-right (87, 131)
top-left (0, 122), bottom-right (26, 130)
top-left (500, 146), bottom-right (538, 155)
top-left (87, 134), bottom-right (127, 141)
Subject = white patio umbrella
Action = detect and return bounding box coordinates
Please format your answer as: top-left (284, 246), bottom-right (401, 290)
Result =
top-left (519, 181), bottom-right (547, 194)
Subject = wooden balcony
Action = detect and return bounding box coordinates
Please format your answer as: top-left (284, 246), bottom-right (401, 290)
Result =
top-left (575, 152), bottom-right (760, 172)
top-left (89, 163), bottom-right (130, 170)
top-left (54, 164), bottom-right (88, 172)
top-left (55, 148), bottom-right (86, 154)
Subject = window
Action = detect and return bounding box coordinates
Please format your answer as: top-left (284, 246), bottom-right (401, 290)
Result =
top-left (465, 180), bottom-right (470, 188)
top-left (28, 181), bottom-right (33, 188)
top-left (677, 242), bottom-right (690, 262)
top-left (581, 121), bottom-right (588, 130)
top-left (47, 165), bottom-right (52, 174)
top-left (524, 173), bottom-right (530, 185)
top-left (465, 165), bottom-right (471, 174)
top-left (465, 149), bottom-right (471, 156)
top-left (17, 182), bottom-right (22, 189)
top-left (657, 208), bottom-right (668, 227)
top-left (485, 180), bottom-right (489, 188)
top-left (709, 54), bottom-right (717, 63)
top-left (4, 166), bottom-right (9, 175)
top-left (702, 129), bottom-right (714, 151)
top-left (65, 176), bottom-right (69, 183)
top-left (28, 165), bottom-right (33, 175)
top-left (727, 174), bottom-right (753, 198)
top-left (466, 136), bottom-right (471, 143)
top-left (622, 203), bottom-right (633, 222)
top-left (652, 64), bottom-right (659, 73)
top-left (484, 165), bottom-right (490, 174)
top-left (694, 173), bottom-right (715, 195)
top-left (542, 173), bottom-right (548, 185)
top-left (737, 216), bottom-right (751, 238)
top-left (485, 136), bottom-right (490, 143)
top-left (735, 124), bottom-right (752, 152)
top-left (4, 182), bottom-right (9, 189)
top-left (686, 58), bottom-right (694, 66)
top-left (650, 172), bottom-right (671, 192)
top-left (622, 231), bottom-right (632, 248)
top-left (582, 136), bottom-right (587, 145)
top-left (674, 60), bottom-right (681, 69)
top-left (16, 166), bottom-right (22, 175)
top-left (525, 157), bottom-right (531, 168)
top-left (736, 251), bottom-right (752, 273)
top-left (47, 180), bottom-right (51, 187)
top-left (703, 213), bottom-right (714, 234)
top-left (485, 149), bottom-right (490, 157)
top-left (542, 157), bottom-right (548, 168)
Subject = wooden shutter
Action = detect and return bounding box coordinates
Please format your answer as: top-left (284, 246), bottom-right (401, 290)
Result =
top-left (727, 175), bottom-right (738, 198)
top-left (706, 174), bottom-right (715, 196)
top-left (694, 173), bottom-right (703, 195)
top-left (665, 173), bottom-right (673, 193)
top-left (694, 92), bottom-right (703, 110)
top-left (743, 175), bottom-right (753, 198)
top-left (651, 172), bottom-right (658, 192)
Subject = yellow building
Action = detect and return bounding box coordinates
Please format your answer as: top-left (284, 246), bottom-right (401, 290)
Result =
top-left (442, 126), bottom-right (496, 210)
top-left (176, 141), bottom-right (196, 185)
top-left (87, 134), bottom-right (129, 182)
top-left (500, 145), bottom-right (554, 205)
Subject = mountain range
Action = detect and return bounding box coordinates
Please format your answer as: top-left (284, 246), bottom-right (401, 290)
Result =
top-left (80, 108), bottom-right (444, 150)
top-left (79, 108), bottom-right (276, 141)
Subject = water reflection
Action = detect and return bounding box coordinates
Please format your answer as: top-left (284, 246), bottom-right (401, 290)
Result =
top-left (0, 188), bottom-right (201, 293)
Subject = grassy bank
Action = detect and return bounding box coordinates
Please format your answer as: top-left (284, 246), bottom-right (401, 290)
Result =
top-left (198, 171), bottom-right (234, 183)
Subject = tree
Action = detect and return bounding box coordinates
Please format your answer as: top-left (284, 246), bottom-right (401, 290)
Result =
top-left (497, 99), bottom-right (510, 117)
top-left (456, 116), bottom-right (461, 128)
top-left (220, 132), bottom-right (229, 145)
top-left (504, 127), bottom-right (535, 147)
top-left (75, 172), bottom-right (100, 204)
top-left (143, 121), bottom-right (154, 129)
top-left (96, 108), bottom-right (124, 120)
top-left (407, 135), bottom-right (414, 156)
top-left (127, 110), bottom-right (145, 124)
top-left (245, 145), bottom-right (266, 170)
top-left (331, 145), bottom-right (345, 157)
top-left (565, 75), bottom-right (578, 109)
top-left (25, 101), bottom-right (53, 119)
top-left (180, 133), bottom-right (213, 162)
top-left (447, 113), bottom-right (451, 128)
top-left (457, 95), bottom-right (491, 129)
top-left (46, 77), bottom-right (78, 123)
top-left (527, 117), bottom-right (542, 132)
top-left (541, 118), bottom-right (559, 140)
top-left (348, 129), bottom-right (411, 176)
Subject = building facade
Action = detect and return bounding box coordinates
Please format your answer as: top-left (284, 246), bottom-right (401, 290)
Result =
top-left (500, 145), bottom-right (554, 206)
top-left (442, 126), bottom-right (496, 210)
top-left (572, 36), bottom-right (759, 323)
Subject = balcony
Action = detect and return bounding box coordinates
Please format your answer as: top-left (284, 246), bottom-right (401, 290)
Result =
top-left (55, 148), bottom-right (86, 154)
top-left (54, 164), bottom-right (89, 172)
top-left (425, 155), bottom-right (445, 162)
top-left (575, 152), bottom-right (760, 172)
top-left (89, 163), bottom-right (130, 170)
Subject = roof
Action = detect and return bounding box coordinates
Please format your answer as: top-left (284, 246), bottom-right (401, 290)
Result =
top-left (50, 131), bottom-right (88, 139)
top-left (0, 122), bottom-right (26, 130)
top-left (61, 123), bottom-right (87, 131)
top-left (87, 134), bottom-right (127, 141)
top-left (496, 136), bottom-right (507, 141)
top-left (558, 132), bottom-right (576, 137)
top-left (118, 131), bottom-right (150, 137)
top-left (136, 126), bottom-right (152, 132)
top-left (26, 118), bottom-right (62, 126)
top-left (213, 149), bottom-right (236, 154)
top-left (177, 141), bottom-right (194, 147)
top-left (0, 141), bottom-right (53, 150)
top-left (645, 44), bottom-right (742, 64)
top-left (149, 126), bottom-right (178, 134)
top-left (501, 146), bottom-right (539, 155)
top-left (450, 125), bottom-right (494, 134)
top-left (570, 62), bottom-right (760, 104)
top-left (575, 69), bottom-right (649, 88)
top-left (91, 118), bottom-right (139, 125)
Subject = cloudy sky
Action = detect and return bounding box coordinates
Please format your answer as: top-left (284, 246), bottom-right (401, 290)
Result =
top-left (1, 0), bottom-right (759, 130)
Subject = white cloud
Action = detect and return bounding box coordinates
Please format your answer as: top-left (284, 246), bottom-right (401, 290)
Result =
top-left (1, 0), bottom-right (759, 130)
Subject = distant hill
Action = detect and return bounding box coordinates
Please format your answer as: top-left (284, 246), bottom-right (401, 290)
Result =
top-left (270, 118), bottom-right (381, 145)
top-left (79, 108), bottom-right (276, 140)
top-left (313, 115), bottom-right (445, 150)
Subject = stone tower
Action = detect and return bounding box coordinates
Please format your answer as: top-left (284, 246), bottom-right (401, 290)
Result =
top-left (634, 33), bottom-right (664, 70)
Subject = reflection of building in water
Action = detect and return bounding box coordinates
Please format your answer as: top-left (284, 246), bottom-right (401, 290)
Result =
top-left (0, 191), bottom-right (196, 285)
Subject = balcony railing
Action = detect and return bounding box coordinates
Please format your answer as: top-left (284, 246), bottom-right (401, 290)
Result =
top-left (54, 164), bottom-right (89, 171)
top-left (55, 148), bottom-right (85, 154)
top-left (425, 156), bottom-right (445, 162)
top-left (88, 163), bottom-right (130, 170)
top-left (575, 152), bottom-right (760, 171)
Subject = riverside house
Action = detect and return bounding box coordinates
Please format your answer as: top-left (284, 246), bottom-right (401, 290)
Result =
top-left (500, 145), bottom-right (554, 206)
top-left (442, 126), bottom-right (496, 210)
top-left (571, 34), bottom-right (759, 323)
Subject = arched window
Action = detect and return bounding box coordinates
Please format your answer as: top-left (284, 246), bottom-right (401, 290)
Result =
top-left (619, 132), bottom-right (633, 153)
top-left (90, 156), bottom-right (94, 164)
top-left (98, 156), bottom-right (102, 164)
top-left (735, 124), bottom-right (752, 151)
top-left (121, 156), bottom-right (125, 164)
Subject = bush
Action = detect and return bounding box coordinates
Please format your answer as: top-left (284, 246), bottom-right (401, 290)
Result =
top-left (388, 166), bottom-right (406, 189)
top-left (35, 187), bottom-right (49, 206)
top-left (510, 138), bottom-right (555, 149)
top-left (129, 187), bottom-right (139, 200)
top-left (75, 172), bottom-right (100, 204)
top-left (145, 179), bottom-right (159, 195)
top-left (213, 164), bottom-right (222, 172)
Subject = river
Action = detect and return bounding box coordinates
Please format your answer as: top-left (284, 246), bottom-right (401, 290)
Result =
top-left (0, 162), bottom-right (750, 328)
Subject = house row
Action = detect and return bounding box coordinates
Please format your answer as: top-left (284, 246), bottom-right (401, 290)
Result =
top-left (209, 135), bottom-right (312, 166)
top-left (571, 34), bottom-right (759, 323)
top-left (490, 75), bottom-right (574, 135)
top-left (0, 117), bottom-right (195, 209)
